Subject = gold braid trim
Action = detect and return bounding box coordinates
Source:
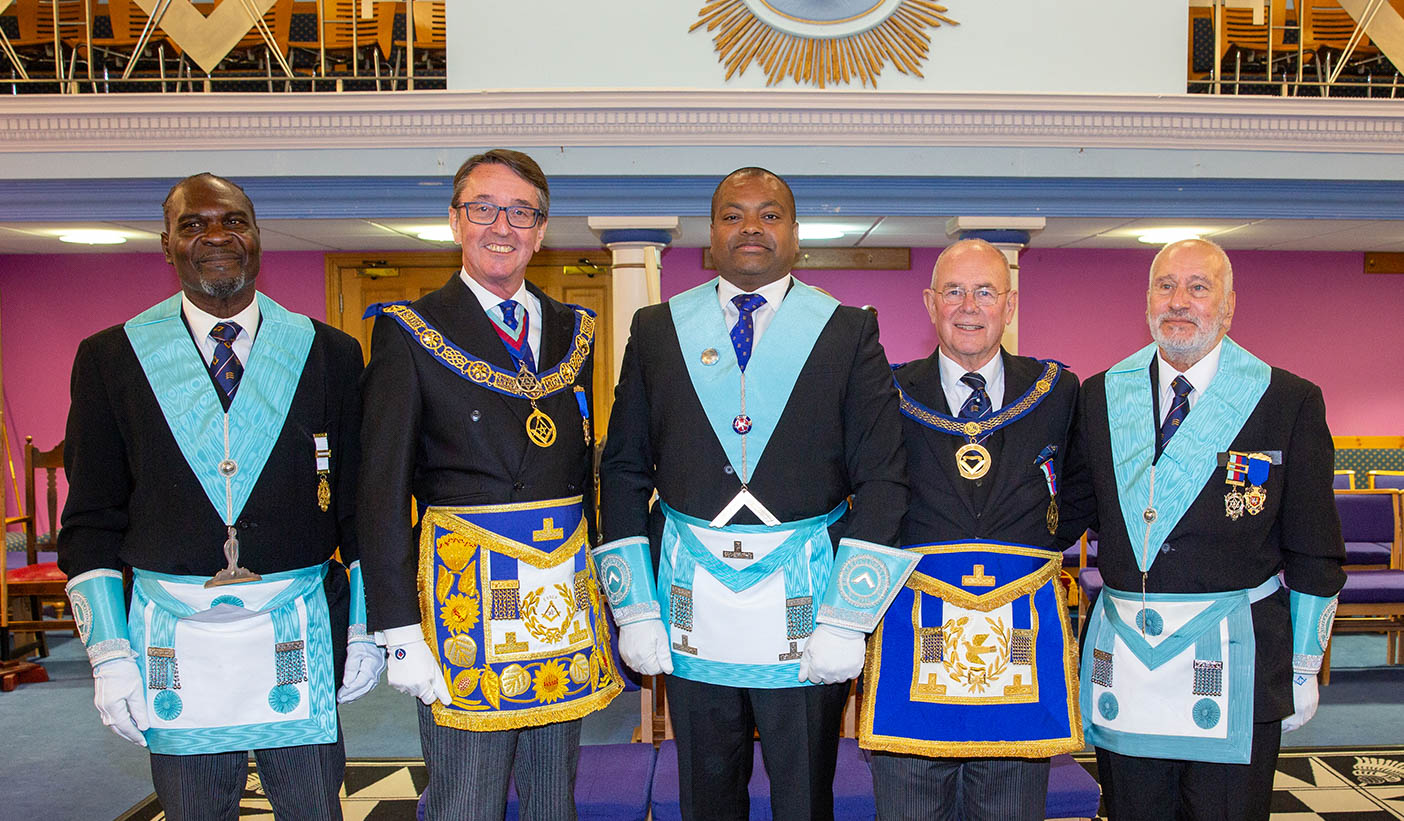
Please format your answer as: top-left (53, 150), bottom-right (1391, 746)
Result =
top-left (904, 544), bottom-right (1061, 612)
top-left (898, 361), bottom-right (1059, 440)
top-left (430, 679), bottom-right (622, 732)
top-left (421, 507), bottom-right (587, 570)
top-left (385, 304), bottom-right (594, 401)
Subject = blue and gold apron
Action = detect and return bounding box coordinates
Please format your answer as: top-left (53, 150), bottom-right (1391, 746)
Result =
top-left (418, 496), bottom-right (622, 730)
top-left (861, 541), bottom-right (1081, 757)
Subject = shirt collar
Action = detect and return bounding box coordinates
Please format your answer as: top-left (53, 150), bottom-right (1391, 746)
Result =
top-left (181, 292), bottom-right (260, 342)
top-left (1157, 338), bottom-right (1224, 398)
top-left (937, 347), bottom-right (1004, 390)
top-left (460, 269), bottom-right (530, 316)
top-left (717, 273), bottom-right (791, 310)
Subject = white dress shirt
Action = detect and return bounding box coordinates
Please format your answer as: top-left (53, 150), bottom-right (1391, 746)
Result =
top-left (461, 269), bottom-right (542, 360)
top-left (1156, 340), bottom-right (1224, 425)
top-left (717, 274), bottom-right (792, 346)
top-left (937, 348), bottom-right (1006, 415)
top-left (182, 293), bottom-right (259, 369)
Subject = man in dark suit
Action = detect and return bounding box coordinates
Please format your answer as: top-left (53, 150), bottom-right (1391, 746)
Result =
top-left (1069, 238), bottom-right (1345, 821)
top-left (59, 173), bottom-right (379, 820)
top-left (860, 238), bottom-right (1088, 821)
top-left (358, 149), bottom-right (621, 820)
top-left (596, 167), bottom-right (910, 820)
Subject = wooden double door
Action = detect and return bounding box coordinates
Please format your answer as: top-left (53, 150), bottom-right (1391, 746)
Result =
top-left (324, 249), bottom-right (617, 431)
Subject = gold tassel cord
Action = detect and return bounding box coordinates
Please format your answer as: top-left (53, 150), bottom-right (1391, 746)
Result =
top-left (694, 1), bottom-right (956, 87)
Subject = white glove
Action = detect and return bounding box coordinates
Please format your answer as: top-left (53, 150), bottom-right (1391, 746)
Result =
top-left (385, 637), bottom-right (451, 706)
top-left (338, 641), bottom-right (387, 703)
top-left (618, 619), bottom-right (673, 676)
top-left (1282, 671), bottom-right (1320, 732)
top-left (798, 624), bottom-right (866, 684)
top-left (93, 657), bottom-right (149, 746)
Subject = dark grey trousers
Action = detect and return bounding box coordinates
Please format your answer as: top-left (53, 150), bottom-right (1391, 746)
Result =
top-left (149, 734), bottom-right (346, 821)
top-left (416, 700), bottom-right (582, 821)
top-left (870, 753), bottom-right (1050, 821)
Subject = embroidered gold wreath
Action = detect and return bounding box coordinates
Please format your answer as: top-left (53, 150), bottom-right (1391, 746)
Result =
top-left (691, 0), bottom-right (958, 88)
top-left (521, 583), bottom-right (578, 644)
top-left (941, 615), bottom-right (1011, 694)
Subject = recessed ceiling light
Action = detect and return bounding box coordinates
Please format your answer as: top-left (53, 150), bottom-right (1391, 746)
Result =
top-left (58, 229), bottom-right (127, 245)
top-left (1137, 228), bottom-right (1205, 245)
top-left (416, 226), bottom-right (455, 242)
top-left (798, 225), bottom-right (847, 241)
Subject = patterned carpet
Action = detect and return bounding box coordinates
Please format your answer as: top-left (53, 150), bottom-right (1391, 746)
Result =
top-left (116, 748), bottom-right (1404, 820)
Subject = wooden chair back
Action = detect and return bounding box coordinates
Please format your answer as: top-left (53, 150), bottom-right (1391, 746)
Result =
top-left (1304, 0), bottom-right (1382, 55)
top-left (22, 436), bottom-right (63, 566)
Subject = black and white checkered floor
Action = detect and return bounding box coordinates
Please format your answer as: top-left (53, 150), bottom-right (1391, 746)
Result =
top-left (116, 748), bottom-right (1404, 820)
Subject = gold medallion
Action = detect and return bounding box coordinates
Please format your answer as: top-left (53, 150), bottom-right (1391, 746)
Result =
top-left (316, 474), bottom-right (331, 512)
top-left (701, 348), bottom-right (719, 366)
top-left (526, 407), bottom-right (557, 448)
top-left (955, 442), bottom-right (991, 480)
top-left (1046, 497), bottom-right (1059, 535)
top-left (1244, 485), bottom-right (1267, 516)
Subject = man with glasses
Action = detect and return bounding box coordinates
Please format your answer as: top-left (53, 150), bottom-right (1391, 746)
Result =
top-left (59, 173), bottom-right (379, 819)
top-left (359, 149), bottom-right (621, 819)
top-left (859, 238), bottom-right (1089, 820)
top-left (596, 167), bottom-right (910, 820)
top-left (1066, 238), bottom-right (1344, 820)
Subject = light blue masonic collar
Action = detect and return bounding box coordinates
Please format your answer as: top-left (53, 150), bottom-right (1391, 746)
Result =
top-left (671, 276), bottom-right (838, 482)
top-left (1105, 337), bottom-right (1269, 573)
top-left (125, 292), bottom-right (314, 524)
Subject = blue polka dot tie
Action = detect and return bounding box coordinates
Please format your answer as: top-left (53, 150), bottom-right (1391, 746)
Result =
top-left (730, 293), bottom-right (766, 372)
top-left (1160, 375), bottom-right (1194, 448)
top-left (958, 371), bottom-right (990, 419)
top-left (208, 321), bottom-right (244, 400)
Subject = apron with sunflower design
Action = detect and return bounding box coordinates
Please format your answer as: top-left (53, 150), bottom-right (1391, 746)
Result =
top-left (417, 496), bottom-right (622, 730)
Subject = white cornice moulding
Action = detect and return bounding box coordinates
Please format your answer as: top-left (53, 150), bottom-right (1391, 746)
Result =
top-left (3, 90), bottom-right (1404, 154)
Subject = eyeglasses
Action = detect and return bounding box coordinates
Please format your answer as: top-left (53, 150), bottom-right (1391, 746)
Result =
top-left (454, 201), bottom-right (544, 229)
top-left (937, 286), bottom-right (1009, 307)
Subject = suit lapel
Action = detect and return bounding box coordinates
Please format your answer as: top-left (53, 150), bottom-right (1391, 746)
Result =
top-left (426, 275), bottom-right (529, 425)
top-left (530, 280), bottom-right (574, 369)
top-left (906, 352), bottom-right (981, 521)
top-left (975, 350), bottom-right (1038, 513)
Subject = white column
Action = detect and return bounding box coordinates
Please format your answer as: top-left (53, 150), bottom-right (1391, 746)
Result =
top-left (588, 217), bottom-right (680, 385)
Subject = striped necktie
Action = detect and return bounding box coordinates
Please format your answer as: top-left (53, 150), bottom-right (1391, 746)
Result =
top-left (208, 321), bottom-right (244, 400)
top-left (1160, 375), bottom-right (1194, 447)
top-left (958, 371), bottom-right (990, 419)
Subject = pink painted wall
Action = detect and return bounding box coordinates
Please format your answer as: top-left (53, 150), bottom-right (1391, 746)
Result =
top-left (659, 246), bottom-right (1404, 437)
top-left (3, 245), bottom-right (1401, 535)
top-left (0, 251), bottom-right (329, 532)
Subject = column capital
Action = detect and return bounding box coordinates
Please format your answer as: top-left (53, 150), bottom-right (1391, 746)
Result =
top-left (588, 216), bottom-right (680, 248)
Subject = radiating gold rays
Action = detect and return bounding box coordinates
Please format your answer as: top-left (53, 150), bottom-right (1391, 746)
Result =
top-left (690, 0), bottom-right (958, 88)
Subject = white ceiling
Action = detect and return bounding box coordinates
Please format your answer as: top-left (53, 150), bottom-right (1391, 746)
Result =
top-left (4, 215), bottom-right (1404, 254)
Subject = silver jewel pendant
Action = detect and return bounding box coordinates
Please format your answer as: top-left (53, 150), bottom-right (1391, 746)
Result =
top-left (701, 348), bottom-right (720, 366)
top-left (218, 459), bottom-right (238, 477)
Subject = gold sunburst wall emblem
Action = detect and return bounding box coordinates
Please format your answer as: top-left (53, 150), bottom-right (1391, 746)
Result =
top-left (690, 0), bottom-right (958, 88)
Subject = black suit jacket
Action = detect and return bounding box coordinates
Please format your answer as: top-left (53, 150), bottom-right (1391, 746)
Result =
top-left (897, 348), bottom-right (1086, 550)
top-left (358, 275), bottom-right (594, 631)
top-left (598, 289), bottom-right (907, 562)
top-left (1070, 357), bottom-right (1346, 720)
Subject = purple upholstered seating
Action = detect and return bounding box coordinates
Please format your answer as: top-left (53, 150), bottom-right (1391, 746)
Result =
top-left (1046, 753), bottom-right (1102, 819)
top-left (650, 738), bottom-right (875, 821)
top-left (1063, 531), bottom-right (1098, 569)
top-left (1339, 569), bottom-right (1404, 604)
top-left (1336, 491), bottom-right (1398, 567)
top-left (1372, 471), bottom-right (1404, 490)
top-left (416, 743), bottom-right (658, 821)
top-left (1334, 471), bottom-right (1356, 490)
